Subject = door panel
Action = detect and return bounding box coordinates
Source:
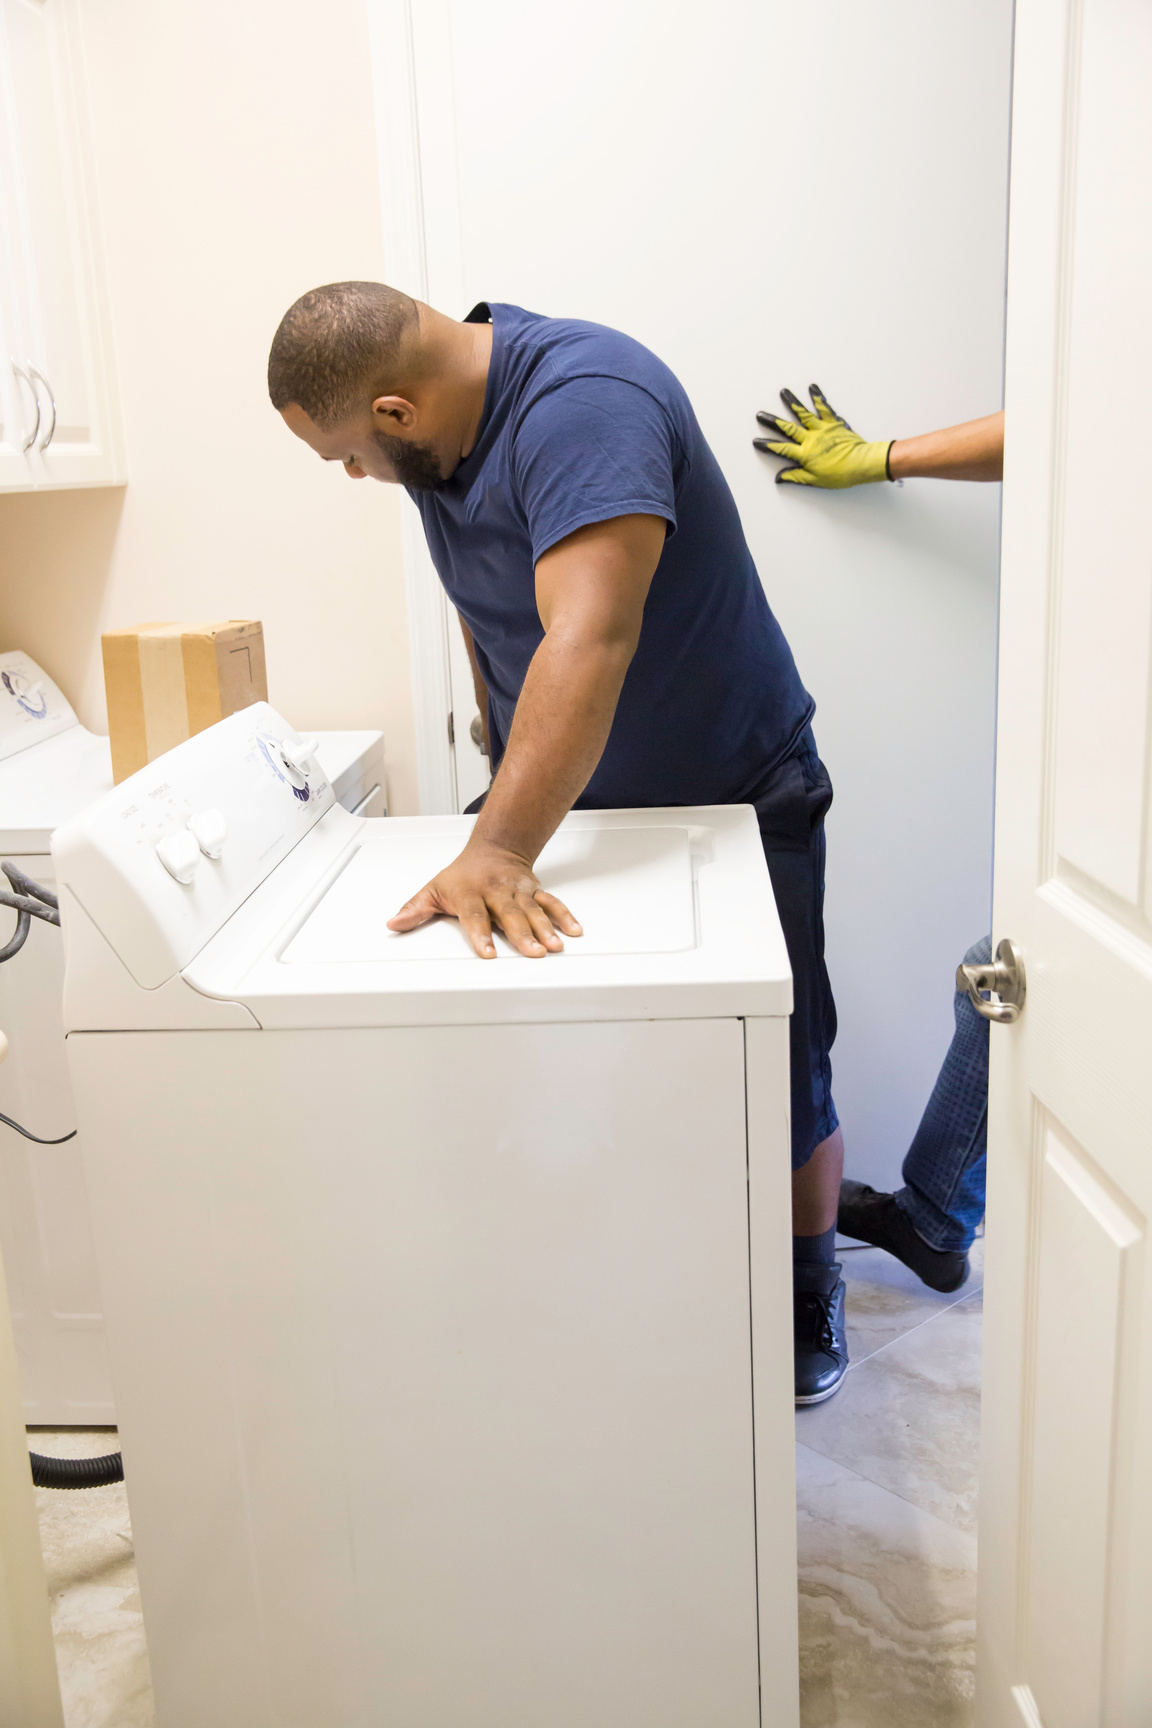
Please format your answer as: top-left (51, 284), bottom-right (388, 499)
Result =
top-left (2, 0), bottom-right (92, 443)
top-left (978, 0), bottom-right (1152, 1721)
top-left (1027, 1124), bottom-right (1142, 1728)
top-left (1053, 7), bottom-right (1152, 906)
top-left (0, 0), bottom-right (123, 488)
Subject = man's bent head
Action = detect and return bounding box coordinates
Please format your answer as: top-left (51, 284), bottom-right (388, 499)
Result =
top-left (269, 281), bottom-right (447, 488)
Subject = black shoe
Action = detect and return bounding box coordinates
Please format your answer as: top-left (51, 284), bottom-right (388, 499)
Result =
top-left (793, 1263), bottom-right (849, 1405)
top-left (837, 1180), bottom-right (970, 1294)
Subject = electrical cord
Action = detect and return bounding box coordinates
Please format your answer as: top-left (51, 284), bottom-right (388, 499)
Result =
top-left (2, 860), bottom-right (123, 1490)
top-left (0, 1109), bottom-right (76, 1144)
top-left (1, 863), bottom-right (76, 1143)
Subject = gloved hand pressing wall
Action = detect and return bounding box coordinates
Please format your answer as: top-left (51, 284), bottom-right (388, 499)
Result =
top-left (753, 386), bottom-right (893, 488)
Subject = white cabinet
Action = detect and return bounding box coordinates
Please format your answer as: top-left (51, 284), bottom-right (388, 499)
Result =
top-left (0, 0), bottom-right (124, 491)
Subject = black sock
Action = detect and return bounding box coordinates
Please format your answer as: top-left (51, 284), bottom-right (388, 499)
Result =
top-left (792, 1223), bottom-right (837, 1269)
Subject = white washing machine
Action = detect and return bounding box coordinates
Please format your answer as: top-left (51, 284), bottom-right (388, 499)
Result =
top-left (0, 650), bottom-right (385, 1423)
top-left (53, 702), bottom-right (800, 1728)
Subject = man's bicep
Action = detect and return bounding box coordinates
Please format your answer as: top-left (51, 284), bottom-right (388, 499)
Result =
top-left (535, 513), bottom-right (666, 642)
top-left (513, 376), bottom-right (680, 563)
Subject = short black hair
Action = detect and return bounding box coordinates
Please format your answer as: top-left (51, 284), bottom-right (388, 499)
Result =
top-left (267, 281), bottom-right (419, 428)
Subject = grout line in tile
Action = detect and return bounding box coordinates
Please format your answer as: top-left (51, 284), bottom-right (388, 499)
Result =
top-left (794, 1439), bottom-right (979, 1547)
top-left (798, 1421), bottom-right (979, 1536)
top-left (844, 1279), bottom-right (983, 1372)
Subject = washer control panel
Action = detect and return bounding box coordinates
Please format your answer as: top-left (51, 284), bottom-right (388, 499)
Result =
top-left (52, 705), bottom-right (337, 989)
top-left (187, 809), bottom-right (227, 859)
top-left (155, 828), bottom-right (202, 884)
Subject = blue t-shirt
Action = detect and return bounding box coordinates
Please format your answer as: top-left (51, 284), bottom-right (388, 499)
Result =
top-left (411, 302), bottom-right (813, 809)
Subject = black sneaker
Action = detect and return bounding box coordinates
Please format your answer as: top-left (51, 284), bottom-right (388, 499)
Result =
top-left (837, 1180), bottom-right (970, 1294)
top-left (793, 1263), bottom-right (849, 1405)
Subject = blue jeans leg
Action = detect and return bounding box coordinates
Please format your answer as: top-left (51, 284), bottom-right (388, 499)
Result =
top-left (894, 935), bottom-right (991, 1253)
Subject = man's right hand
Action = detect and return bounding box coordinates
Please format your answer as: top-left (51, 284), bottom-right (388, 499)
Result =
top-left (753, 385), bottom-right (893, 488)
top-left (386, 836), bottom-right (583, 959)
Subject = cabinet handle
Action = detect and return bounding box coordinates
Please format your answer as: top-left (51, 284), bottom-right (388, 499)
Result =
top-left (10, 359), bottom-right (40, 453)
top-left (28, 364), bottom-right (56, 451)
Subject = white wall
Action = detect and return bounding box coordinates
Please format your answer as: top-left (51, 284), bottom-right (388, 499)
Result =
top-left (0, 0), bottom-right (419, 814)
top-left (418, 0), bottom-right (1013, 1189)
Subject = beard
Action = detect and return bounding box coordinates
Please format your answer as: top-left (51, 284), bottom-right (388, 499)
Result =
top-left (373, 427), bottom-right (445, 491)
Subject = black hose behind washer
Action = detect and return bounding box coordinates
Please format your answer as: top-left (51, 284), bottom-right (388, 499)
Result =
top-left (3, 861), bottom-right (125, 1490)
top-left (30, 1449), bottom-right (125, 1489)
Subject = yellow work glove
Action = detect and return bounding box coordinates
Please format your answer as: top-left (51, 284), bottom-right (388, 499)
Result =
top-left (753, 385), bottom-right (893, 488)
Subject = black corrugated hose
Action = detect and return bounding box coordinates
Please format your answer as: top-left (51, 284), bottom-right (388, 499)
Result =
top-left (2, 861), bottom-right (126, 1490)
top-left (30, 1449), bottom-right (125, 1489)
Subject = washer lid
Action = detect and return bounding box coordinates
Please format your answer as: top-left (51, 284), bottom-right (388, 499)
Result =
top-left (282, 823), bottom-right (696, 964)
top-left (181, 806), bottom-right (793, 1029)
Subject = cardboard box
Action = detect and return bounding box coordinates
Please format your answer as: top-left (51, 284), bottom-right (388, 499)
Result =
top-left (102, 620), bottom-right (268, 783)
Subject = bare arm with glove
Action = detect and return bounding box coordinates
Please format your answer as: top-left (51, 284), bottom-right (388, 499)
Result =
top-left (753, 385), bottom-right (1003, 486)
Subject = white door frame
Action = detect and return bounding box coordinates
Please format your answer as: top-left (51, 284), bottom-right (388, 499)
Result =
top-left (367, 0), bottom-right (464, 814)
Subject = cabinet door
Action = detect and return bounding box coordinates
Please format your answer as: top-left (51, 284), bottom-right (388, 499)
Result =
top-left (0, 7), bottom-right (38, 486)
top-left (0, 0), bottom-right (123, 490)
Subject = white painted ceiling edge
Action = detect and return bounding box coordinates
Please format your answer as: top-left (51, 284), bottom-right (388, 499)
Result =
top-left (367, 0), bottom-right (1012, 1191)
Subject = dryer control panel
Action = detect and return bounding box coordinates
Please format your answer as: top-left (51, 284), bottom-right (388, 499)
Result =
top-left (51, 704), bottom-right (337, 988)
top-left (0, 650), bottom-right (78, 762)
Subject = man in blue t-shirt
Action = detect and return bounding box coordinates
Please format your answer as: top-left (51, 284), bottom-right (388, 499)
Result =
top-left (269, 281), bottom-right (848, 1403)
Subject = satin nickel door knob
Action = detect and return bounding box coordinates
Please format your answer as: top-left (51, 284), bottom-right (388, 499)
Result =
top-left (957, 938), bottom-right (1026, 1024)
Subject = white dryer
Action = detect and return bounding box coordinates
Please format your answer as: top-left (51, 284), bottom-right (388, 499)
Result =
top-left (53, 702), bottom-right (799, 1728)
top-left (0, 651), bottom-right (384, 1422)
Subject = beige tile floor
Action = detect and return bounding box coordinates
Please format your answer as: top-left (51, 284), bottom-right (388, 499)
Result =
top-left (29, 1428), bottom-right (154, 1728)
top-left (794, 1238), bottom-right (984, 1726)
top-left (32, 1241), bottom-right (982, 1727)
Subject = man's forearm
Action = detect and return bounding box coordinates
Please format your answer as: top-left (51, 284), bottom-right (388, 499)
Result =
top-left (888, 410), bottom-right (1004, 481)
top-left (472, 628), bottom-right (634, 863)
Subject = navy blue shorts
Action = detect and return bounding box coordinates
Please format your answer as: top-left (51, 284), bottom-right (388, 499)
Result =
top-left (748, 728), bottom-right (839, 1170)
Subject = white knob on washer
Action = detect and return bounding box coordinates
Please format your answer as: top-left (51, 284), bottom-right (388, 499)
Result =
top-left (188, 808), bottom-right (227, 859)
top-left (280, 735), bottom-right (318, 774)
top-left (155, 828), bottom-right (201, 885)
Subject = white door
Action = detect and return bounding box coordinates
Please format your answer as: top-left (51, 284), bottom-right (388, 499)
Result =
top-left (0, 0), bottom-right (124, 490)
top-left (370, 1), bottom-right (490, 815)
top-left (371, 0), bottom-right (1013, 1181)
top-left (0, 0), bottom-right (39, 485)
top-left (977, 1), bottom-right (1152, 1723)
top-left (446, 617), bottom-right (492, 809)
